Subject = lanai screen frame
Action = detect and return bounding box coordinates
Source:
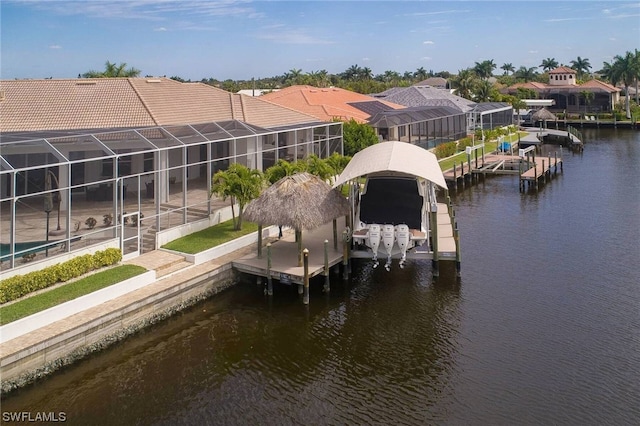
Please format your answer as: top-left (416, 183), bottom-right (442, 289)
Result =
top-left (0, 120), bottom-right (343, 271)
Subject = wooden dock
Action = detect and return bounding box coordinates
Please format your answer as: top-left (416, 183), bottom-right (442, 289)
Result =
top-left (233, 218), bottom-right (347, 286)
top-left (233, 201), bottom-right (461, 297)
top-left (517, 147), bottom-right (563, 191)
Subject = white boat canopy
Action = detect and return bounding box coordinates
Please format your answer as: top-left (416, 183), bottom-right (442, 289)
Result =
top-left (333, 141), bottom-right (447, 188)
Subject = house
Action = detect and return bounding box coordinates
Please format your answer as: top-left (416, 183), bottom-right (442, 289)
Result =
top-left (373, 86), bottom-right (513, 132)
top-left (504, 67), bottom-right (621, 113)
top-left (260, 85), bottom-right (405, 123)
top-left (262, 85), bottom-right (469, 149)
top-left (0, 78), bottom-right (342, 272)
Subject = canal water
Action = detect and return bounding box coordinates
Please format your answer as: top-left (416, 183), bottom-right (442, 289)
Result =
top-left (2, 128), bottom-right (639, 425)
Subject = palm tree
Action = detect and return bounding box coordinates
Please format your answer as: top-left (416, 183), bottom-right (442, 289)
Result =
top-left (570, 56), bottom-right (592, 80)
top-left (82, 61), bottom-right (141, 78)
top-left (473, 60), bottom-right (496, 80)
top-left (452, 68), bottom-right (476, 99)
top-left (211, 163), bottom-right (263, 230)
top-left (501, 63), bottom-right (515, 75)
top-left (265, 159), bottom-right (305, 185)
top-left (342, 64), bottom-right (362, 81)
top-left (611, 51), bottom-right (637, 119)
top-left (540, 58), bottom-right (559, 72)
top-left (360, 67), bottom-right (373, 81)
top-left (474, 80), bottom-right (493, 102)
top-left (515, 66), bottom-right (538, 82)
top-left (414, 67), bottom-right (428, 81)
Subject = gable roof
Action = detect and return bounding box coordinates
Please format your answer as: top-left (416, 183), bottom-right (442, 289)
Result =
top-left (260, 85), bottom-right (405, 123)
top-left (373, 85), bottom-right (476, 112)
top-left (0, 78), bottom-right (319, 133)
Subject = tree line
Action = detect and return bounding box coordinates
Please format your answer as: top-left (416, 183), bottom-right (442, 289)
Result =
top-left (84, 51), bottom-right (638, 110)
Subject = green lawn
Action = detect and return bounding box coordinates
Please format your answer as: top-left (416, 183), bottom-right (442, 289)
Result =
top-left (0, 264), bottom-right (146, 325)
top-left (162, 219), bottom-right (259, 254)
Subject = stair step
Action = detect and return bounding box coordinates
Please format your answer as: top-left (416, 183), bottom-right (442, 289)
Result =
top-left (157, 260), bottom-right (192, 278)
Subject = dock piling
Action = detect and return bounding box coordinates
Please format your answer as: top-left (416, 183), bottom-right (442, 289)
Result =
top-left (303, 248), bottom-right (310, 305)
top-left (430, 206), bottom-right (439, 278)
top-left (266, 243), bottom-right (273, 296)
top-left (323, 240), bottom-right (330, 293)
top-left (342, 230), bottom-right (349, 280)
top-left (257, 224), bottom-right (263, 258)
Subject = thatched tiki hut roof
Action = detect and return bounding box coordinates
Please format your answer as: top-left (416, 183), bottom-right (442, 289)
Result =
top-left (244, 172), bottom-right (350, 265)
top-left (532, 107), bottom-right (556, 123)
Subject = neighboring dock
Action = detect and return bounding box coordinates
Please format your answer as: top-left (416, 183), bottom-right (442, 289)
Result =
top-left (443, 130), bottom-right (568, 192)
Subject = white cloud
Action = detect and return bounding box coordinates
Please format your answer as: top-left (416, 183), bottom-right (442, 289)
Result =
top-left (154, 27), bottom-right (167, 31)
top-left (49, 45), bottom-right (62, 49)
top-left (421, 56), bottom-right (432, 61)
top-left (423, 40), bottom-right (434, 45)
top-left (257, 28), bottom-right (334, 45)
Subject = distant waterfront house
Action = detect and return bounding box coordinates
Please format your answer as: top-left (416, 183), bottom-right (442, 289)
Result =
top-left (0, 78), bottom-right (342, 272)
top-left (503, 67), bottom-right (620, 113)
top-left (373, 85), bottom-right (513, 132)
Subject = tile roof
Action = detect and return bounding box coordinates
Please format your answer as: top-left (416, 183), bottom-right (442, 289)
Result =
top-left (579, 79), bottom-right (620, 93)
top-left (549, 66), bottom-right (577, 74)
top-left (413, 77), bottom-right (448, 87)
top-left (0, 78), bottom-right (319, 133)
top-left (260, 85), bottom-right (404, 123)
top-left (373, 86), bottom-right (476, 112)
top-left (0, 79), bottom-right (154, 132)
top-left (507, 79), bottom-right (620, 93)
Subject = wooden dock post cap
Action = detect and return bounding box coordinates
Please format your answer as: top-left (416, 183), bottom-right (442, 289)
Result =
top-left (303, 248), bottom-right (309, 254)
top-left (267, 242), bottom-right (271, 247)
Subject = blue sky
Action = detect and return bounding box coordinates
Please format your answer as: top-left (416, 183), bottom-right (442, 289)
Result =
top-left (2, 1), bottom-right (639, 81)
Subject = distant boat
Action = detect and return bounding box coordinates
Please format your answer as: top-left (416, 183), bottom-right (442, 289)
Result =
top-left (333, 141), bottom-right (449, 271)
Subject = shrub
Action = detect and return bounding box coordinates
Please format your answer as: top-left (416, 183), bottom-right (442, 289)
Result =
top-left (434, 141), bottom-right (457, 159)
top-left (458, 137), bottom-right (474, 151)
top-left (0, 248), bottom-right (123, 303)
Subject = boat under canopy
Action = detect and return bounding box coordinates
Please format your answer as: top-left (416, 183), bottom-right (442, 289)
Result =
top-left (334, 141), bottom-right (455, 272)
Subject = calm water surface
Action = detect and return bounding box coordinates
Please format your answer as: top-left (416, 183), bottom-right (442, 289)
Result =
top-left (3, 128), bottom-right (639, 425)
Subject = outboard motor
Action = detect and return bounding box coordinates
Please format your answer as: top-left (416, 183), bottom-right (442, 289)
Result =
top-left (368, 224), bottom-right (381, 268)
top-left (395, 224), bottom-right (410, 268)
top-left (382, 224), bottom-right (395, 271)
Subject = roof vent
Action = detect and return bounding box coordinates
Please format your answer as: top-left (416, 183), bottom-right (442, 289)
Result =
top-left (76, 81), bottom-right (97, 86)
top-left (0, 90), bottom-right (5, 101)
top-left (146, 79), bottom-right (162, 83)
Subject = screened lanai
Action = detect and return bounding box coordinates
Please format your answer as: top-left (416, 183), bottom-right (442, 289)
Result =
top-left (368, 106), bottom-right (467, 149)
top-left (0, 120), bottom-right (342, 270)
top-left (468, 102), bottom-right (514, 131)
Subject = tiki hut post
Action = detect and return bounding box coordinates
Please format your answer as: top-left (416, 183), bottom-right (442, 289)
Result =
top-left (257, 224), bottom-right (263, 258)
top-left (296, 229), bottom-right (303, 266)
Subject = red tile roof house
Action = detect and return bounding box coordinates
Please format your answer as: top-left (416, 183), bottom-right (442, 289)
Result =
top-left (0, 77), bottom-right (343, 271)
top-left (260, 85), bottom-right (406, 123)
top-left (503, 67), bottom-right (620, 114)
top-left (260, 85), bottom-right (470, 147)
